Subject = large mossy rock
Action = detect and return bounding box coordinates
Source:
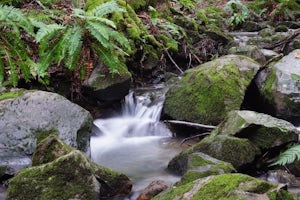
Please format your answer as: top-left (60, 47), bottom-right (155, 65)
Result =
top-left (153, 173), bottom-right (295, 200)
top-left (228, 45), bottom-right (266, 65)
top-left (7, 150), bottom-right (132, 200)
top-left (163, 55), bottom-right (260, 125)
top-left (168, 152), bottom-right (236, 185)
top-left (189, 135), bottom-right (260, 169)
top-left (0, 90), bottom-right (93, 169)
top-left (213, 110), bottom-right (299, 150)
top-left (256, 49), bottom-right (300, 119)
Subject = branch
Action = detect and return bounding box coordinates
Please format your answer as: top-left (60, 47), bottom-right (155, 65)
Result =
top-left (164, 49), bottom-right (184, 74)
top-left (164, 120), bottom-right (216, 131)
top-left (180, 132), bottom-right (210, 145)
top-left (264, 28), bottom-right (300, 50)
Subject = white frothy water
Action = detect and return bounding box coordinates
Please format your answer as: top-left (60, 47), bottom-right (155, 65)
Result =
top-left (90, 86), bottom-right (181, 194)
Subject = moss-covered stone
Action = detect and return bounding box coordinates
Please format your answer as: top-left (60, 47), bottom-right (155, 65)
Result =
top-left (32, 134), bottom-right (73, 166)
top-left (189, 135), bottom-right (261, 169)
top-left (212, 110), bottom-right (298, 150)
top-left (168, 151), bottom-right (236, 185)
top-left (164, 55), bottom-right (260, 125)
top-left (153, 173), bottom-right (295, 200)
top-left (7, 150), bottom-right (132, 200)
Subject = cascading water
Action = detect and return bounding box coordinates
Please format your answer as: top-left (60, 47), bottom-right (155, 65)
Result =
top-left (90, 85), bottom-right (182, 198)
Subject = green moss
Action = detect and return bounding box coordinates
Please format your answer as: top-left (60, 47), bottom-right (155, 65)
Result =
top-left (0, 165), bottom-right (8, 177)
top-left (7, 151), bottom-right (95, 200)
top-left (262, 67), bottom-right (277, 102)
top-left (0, 89), bottom-right (25, 101)
top-left (35, 129), bottom-right (59, 144)
top-left (153, 181), bottom-right (195, 200)
top-left (268, 189), bottom-right (296, 200)
top-left (158, 34), bottom-right (178, 51)
top-left (127, 0), bottom-right (150, 11)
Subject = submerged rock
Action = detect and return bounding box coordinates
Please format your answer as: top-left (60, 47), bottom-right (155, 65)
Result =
top-left (168, 151), bottom-right (236, 185)
top-left (256, 49), bottom-right (300, 119)
top-left (163, 55), bottom-right (260, 125)
top-left (153, 173), bottom-right (294, 200)
top-left (213, 110), bottom-right (299, 150)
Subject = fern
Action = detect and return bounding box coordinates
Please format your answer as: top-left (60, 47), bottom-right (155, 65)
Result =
top-left (87, 0), bottom-right (124, 17)
top-left (86, 21), bottom-right (110, 48)
top-left (271, 144), bottom-right (300, 166)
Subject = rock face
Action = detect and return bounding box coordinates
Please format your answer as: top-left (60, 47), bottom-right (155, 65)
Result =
top-left (256, 49), bottom-right (300, 118)
top-left (7, 136), bottom-right (132, 200)
top-left (0, 90), bottom-right (93, 170)
top-left (163, 55), bottom-right (260, 125)
top-left (213, 110), bottom-right (299, 150)
top-left (153, 173), bottom-right (294, 200)
top-left (83, 63), bottom-right (131, 101)
top-left (168, 152), bottom-right (236, 185)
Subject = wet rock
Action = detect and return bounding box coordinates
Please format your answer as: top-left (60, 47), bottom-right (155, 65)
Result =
top-left (168, 152), bottom-right (236, 185)
top-left (137, 180), bottom-right (168, 200)
top-left (255, 49), bottom-right (300, 119)
top-left (240, 21), bottom-right (262, 32)
top-left (164, 55), bottom-right (260, 125)
top-left (264, 170), bottom-right (300, 187)
top-left (228, 45), bottom-right (266, 64)
top-left (83, 63), bottom-right (131, 101)
top-left (0, 90), bottom-right (93, 170)
top-left (205, 25), bottom-right (233, 45)
top-left (153, 173), bottom-right (294, 200)
top-left (7, 150), bottom-right (132, 200)
top-left (212, 110), bottom-right (299, 150)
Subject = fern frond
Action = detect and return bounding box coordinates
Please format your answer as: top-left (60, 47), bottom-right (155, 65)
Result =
top-left (35, 24), bottom-right (65, 43)
top-left (65, 27), bottom-right (83, 70)
top-left (87, 0), bottom-right (124, 17)
top-left (0, 49), bottom-right (4, 83)
top-left (4, 49), bottom-right (18, 86)
top-left (109, 30), bottom-right (131, 52)
top-left (93, 44), bottom-right (120, 74)
top-left (85, 16), bottom-right (116, 29)
top-left (271, 144), bottom-right (300, 166)
top-left (87, 21), bottom-right (110, 48)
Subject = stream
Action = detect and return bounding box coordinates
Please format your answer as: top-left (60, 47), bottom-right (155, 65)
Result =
top-left (90, 84), bottom-right (182, 199)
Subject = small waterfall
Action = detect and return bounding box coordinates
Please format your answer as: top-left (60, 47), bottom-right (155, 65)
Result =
top-left (90, 85), bottom-right (181, 194)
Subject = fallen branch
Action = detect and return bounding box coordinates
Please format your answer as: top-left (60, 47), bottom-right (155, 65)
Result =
top-left (180, 132), bottom-right (210, 145)
top-left (264, 28), bottom-right (300, 50)
top-left (164, 49), bottom-right (184, 74)
top-left (164, 120), bottom-right (216, 131)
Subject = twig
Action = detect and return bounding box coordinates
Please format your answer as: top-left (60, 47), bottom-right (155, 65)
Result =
top-left (164, 120), bottom-right (216, 131)
top-left (180, 132), bottom-right (210, 145)
top-left (164, 49), bottom-right (184, 74)
top-left (192, 53), bottom-right (202, 64)
top-left (264, 28), bottom-right (300, 50)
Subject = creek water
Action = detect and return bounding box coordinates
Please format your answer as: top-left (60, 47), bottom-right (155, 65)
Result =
top-left (90, 85), bottom-right (182, 199)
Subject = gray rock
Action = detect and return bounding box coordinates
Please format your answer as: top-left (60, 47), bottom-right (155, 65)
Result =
top-left (255, 49), bottom-right (300, 118)
top-left (0, 90), bottom-right (93, 170)
top-left (228, 45), bottom-right (266, 64)
top-left (213, 110), bottom-right (299, 150)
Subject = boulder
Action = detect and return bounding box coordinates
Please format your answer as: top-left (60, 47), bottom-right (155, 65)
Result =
top-left (163, 55), bottom-right (260, 125)
top-left (7, 150), bottom-right (132, 200)
top-left (190, 135), bottom-right (260, 169)
top-left (153, 173), bottom-right (294, 200)
top-left (212, 110), bottom-right (299, 150)
top-left (255, 49), bottom-right (300, 118)
top-left (168, 152), bottom-right (236, 185)
top-left (0, 90), bottom-right (93, 170)
top-left (83, 63), bottom-right (131, 101)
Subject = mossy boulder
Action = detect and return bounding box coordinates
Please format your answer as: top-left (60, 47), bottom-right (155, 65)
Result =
top-left (168, 152), bottom-right (236, 185)
top-left (255, 49), bottom-right (300, 118)
top-left (163, 55), bottom-right (260, 125)
top-left (153, 173), bottom-right (295, 200)
top-left (83, 63), bottom-right (132, 101)
top-left (189, 135), bottom-right (260, 169)
top-left (212, 110), bottom-right (299, 150)
top-left (7, 150), bottom-right (132, 200)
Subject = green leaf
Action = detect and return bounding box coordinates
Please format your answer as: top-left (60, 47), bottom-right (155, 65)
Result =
top-left (271, 144), bottom-right (300, 166)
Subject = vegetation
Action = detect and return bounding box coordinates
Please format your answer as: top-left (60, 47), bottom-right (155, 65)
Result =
top-left (271, 144), bottom-right (300, 166)
top-left (224, 0), bottom-right (250, 29)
